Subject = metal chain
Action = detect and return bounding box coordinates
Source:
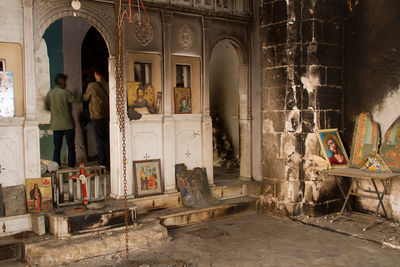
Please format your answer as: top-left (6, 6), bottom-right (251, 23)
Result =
top-left (115, 0), bottom-right (130, 265)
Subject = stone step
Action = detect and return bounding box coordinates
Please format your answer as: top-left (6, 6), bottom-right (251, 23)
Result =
top-left (47, 202), bottom-right (137, 239)
top-left (0, 240), bottom-right (23, 263)
top-left (47, 181), bottom-right (261, 238)
top-left (24, 195), bottom-right (258, 265)
top-left (130, 180), bottom-right (261, 213)
top-left (24, 220), bottom-right (168, 266)
top-left (138, 196), bottom-right (259, 228)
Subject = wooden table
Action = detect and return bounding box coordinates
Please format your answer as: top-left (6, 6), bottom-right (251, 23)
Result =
top-left (323, 168), bottom-right (400, 231)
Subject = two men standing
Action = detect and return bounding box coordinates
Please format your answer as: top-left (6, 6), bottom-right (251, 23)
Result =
top-left (44, 69), bottom-right (110, 170)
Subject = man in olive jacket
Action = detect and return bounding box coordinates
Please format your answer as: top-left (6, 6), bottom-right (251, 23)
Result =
top-left (44, 73), bottom-right (82, 168)
top-left (83, 69), bottom-right (110, 169)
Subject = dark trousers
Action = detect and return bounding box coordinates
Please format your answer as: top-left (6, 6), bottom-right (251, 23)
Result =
top-left (53, 129), bottom-right (76, 168)
top-left (91, 118), bottom-right (110, 167)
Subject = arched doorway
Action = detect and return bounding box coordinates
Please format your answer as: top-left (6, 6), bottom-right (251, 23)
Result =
top-left (210, 38), bottom-right (251, 180)
top-left (81, 27), bottom-right (109, 162)
top-left (36, 17), bottom-right (109, 167)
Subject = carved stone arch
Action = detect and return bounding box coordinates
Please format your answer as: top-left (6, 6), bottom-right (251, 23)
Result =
top-left (33, 0), bottom-right (116, 55)
top-left (212, 35), bottom-right (248, 65)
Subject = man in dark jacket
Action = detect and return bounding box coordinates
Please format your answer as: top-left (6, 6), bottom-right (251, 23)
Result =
top-left (44, 73), bottom-right (82, 168)
top-left (83, 68), bottom-right (110, 169)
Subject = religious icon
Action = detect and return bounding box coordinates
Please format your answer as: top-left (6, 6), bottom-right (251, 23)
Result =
top-left (379, 116), bottom-right (400, 172)
top-left (359, 152), bottom-right (391, 173)
top-left (317, 129), bottom-right (349, 169)
top-left (25, 178), bottom-right (53, 212)
top-left (349, 112), bottom-right (380, 168)
top-left (127, 81), bottom-right (155, 115)
top-left (174, 87), bottom-right (192, 114)
top-left (175, 164), bottom-right (218, 209)
top-left (133, 159), bottom-right (163, 197)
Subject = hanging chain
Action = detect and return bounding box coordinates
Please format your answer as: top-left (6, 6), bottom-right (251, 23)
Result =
top-left (116, 0), bottom-right (150, 264)
top-left (115, 0), bottom-right (130, 265)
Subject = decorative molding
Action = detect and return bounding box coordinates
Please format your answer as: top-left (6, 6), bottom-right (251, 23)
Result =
top-left (33, 0), bottom-right (116, 55)
top-left (135, 23), bottom-right (154, 46)
top-left (178, 24), bottom-right (194, 50)
top-left (0, 117), bottom-right (25, 127)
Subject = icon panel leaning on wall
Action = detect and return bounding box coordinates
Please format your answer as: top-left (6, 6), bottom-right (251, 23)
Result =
top-left (317, 129), bottom-right (349, 169)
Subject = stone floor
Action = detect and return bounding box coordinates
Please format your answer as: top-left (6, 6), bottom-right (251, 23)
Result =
top-left (295, 212), bottom-right (400, 249)
top-left (4, 211), bottom-right (400, 266)
top-left (3, 167), bottom-right (400, 266)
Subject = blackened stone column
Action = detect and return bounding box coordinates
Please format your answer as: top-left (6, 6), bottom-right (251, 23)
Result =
top-left (260, 0), bottom-right (344, 216)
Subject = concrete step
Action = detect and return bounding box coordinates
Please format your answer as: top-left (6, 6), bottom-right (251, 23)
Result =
top-left (138, 196), bottom-right (259, 228)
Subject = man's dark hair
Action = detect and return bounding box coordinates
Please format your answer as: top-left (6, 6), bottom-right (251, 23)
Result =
top-left (92, 67), bottom-right (103, 77)
top-left (54, 73), bottom-right (68, 86)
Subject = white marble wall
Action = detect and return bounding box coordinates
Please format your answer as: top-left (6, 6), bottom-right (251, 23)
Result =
top-left (0, 0), bottom-right (23, 44)
top-left (35, 39), bottom-right (51, 124)
top-left (0, 118), bottom-right (25, 187)
top-left (174, 115), bottom-right (203, 169)
top-left (0, 1), bottom-right (34, 188)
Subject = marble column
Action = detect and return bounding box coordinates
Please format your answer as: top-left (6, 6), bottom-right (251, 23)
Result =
top-left (22, 0), bottom-right (40, 178)
top-left (162, 11), bottom-right (176, 193)
top-left (201, 17), bottom-right (214, 185)
top-left (109, 56), bottom-right (133, 198)
top-left (238, 64), bottom-right (252, 180)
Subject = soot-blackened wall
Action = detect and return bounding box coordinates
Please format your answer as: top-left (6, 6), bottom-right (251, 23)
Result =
top-left (260, 0), bottom-right (345, 216)
top-left (344, 0), bottom-right (400, 219)
top-left (344, 0), bottom-right (400, 141)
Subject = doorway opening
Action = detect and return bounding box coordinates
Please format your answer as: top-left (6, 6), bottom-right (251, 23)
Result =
top-left (210, 40), bottom-right (240, 180)
top-left (37, 18), bottom-right (109, 168)
top-left (81, 26), bottom-right (109, 162)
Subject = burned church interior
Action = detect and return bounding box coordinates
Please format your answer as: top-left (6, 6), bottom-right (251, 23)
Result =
top-left (1, 0), bottom-right (400, 265)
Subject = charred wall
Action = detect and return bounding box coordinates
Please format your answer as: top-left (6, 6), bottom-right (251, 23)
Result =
top-left (344, 1), bottom-right (400, 142)
top-left (260, 0), bottom-right (345, 216)
top-left (344, 1), bottom-right (400, 219)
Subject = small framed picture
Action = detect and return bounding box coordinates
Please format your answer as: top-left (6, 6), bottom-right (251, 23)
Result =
top-left (316, 129), bottom-right (349, 169)
top-left (0, 59), bottom-right (5, 71)
top-left (359, 152), bottom-right (391, 173)
top-left (133, 159), bottom-right (163, 197)
top-left (174, 87), bottom-right (192, 114)
top-left (25, 178), bottom-right (53, 212)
